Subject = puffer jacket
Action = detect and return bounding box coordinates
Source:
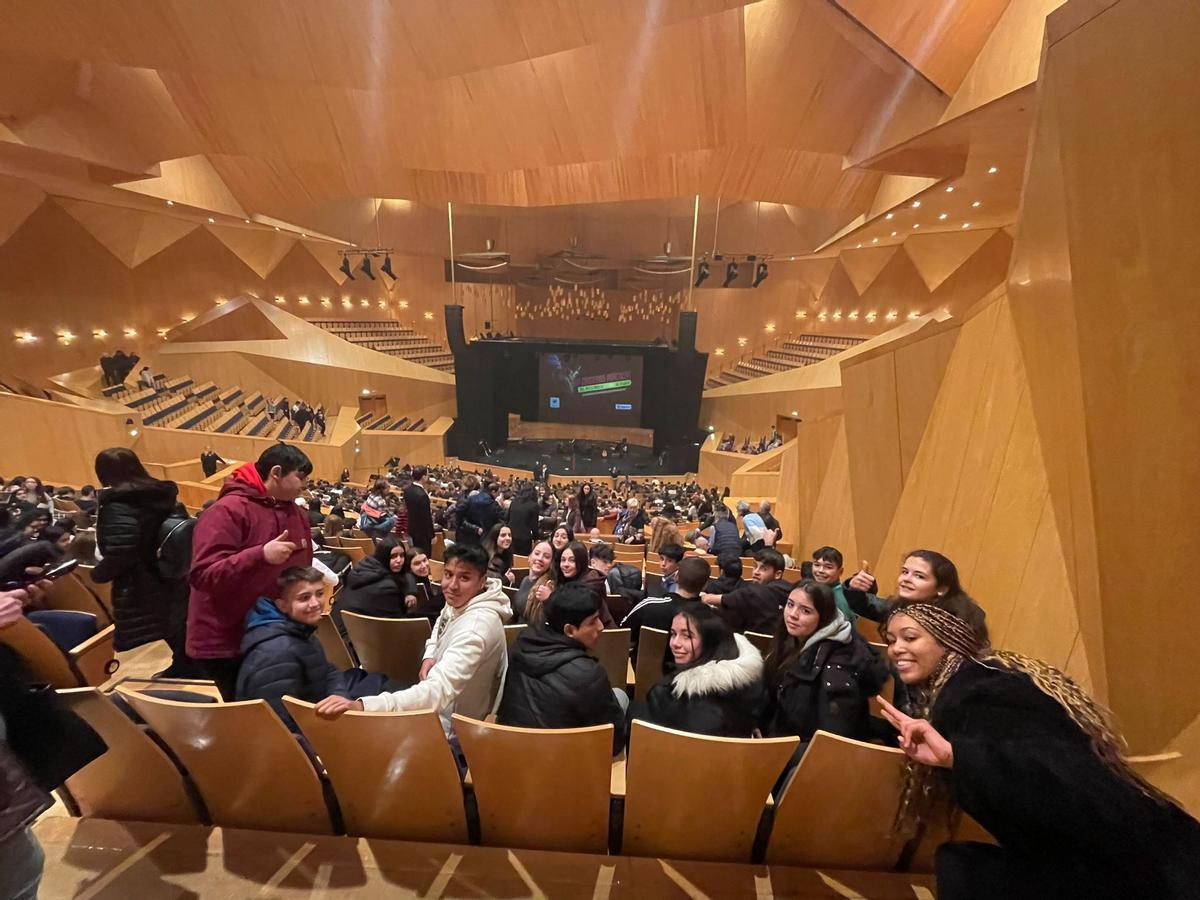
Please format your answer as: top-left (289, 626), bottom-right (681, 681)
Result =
top-left (637, 633), bottom-right (766, 738)
top-left (340, 555), bottom-right (405, 618)
top-left (497, 627), bottom-right (624, 752)
top-left (236, 598), bottom-right (349, 731)
top-left (764, 625), bottom-right (890, 743)
top-left (93, 480), bottom-right (183, 651)
top-left (360, 578), bottom-right (513, 736)
top-left (187, 463), bottom-right (312, 658)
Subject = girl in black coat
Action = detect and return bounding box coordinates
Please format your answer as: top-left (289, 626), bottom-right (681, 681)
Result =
top-left (92, 448), bottom-right (193, 674)
top-left (635, 603), bottom-right (766, 738)
top-left (763, 580), bottom-right (890, 746)
top-left (505, 485), bottom-right (540, 556)
top-left (339, 537), bottom-right (406, 618)
top-left (402, 549), bottom-right (445, 624)
top-left (576, 482), bottom-right (598, 531)
top-left (879, 601), bottom-right (1200, 900)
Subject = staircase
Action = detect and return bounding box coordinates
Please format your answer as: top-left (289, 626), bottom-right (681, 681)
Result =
top-left (705, 333), bottom-right (868, 389)
top-left (309, 319), bottom-right (454, 373)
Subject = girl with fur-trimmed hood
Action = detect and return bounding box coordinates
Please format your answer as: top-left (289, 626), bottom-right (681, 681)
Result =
top-left (635, 603), bottom-right (766, 737)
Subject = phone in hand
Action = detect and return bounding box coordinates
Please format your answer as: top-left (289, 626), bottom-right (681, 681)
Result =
top-left (1, 557), bottom-right (79, 591)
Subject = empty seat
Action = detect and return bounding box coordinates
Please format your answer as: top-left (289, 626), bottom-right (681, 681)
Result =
top-left (765, 730), bottom-right (907, 870)
top-left (57, 687), bottom-right (200, 824)
top-left (285, 699), bottom-right (468, 843)
top-left (454, 715), bottom-right (613, 853)
top-left (119, 690), bottom-right (333, 834)
top-left (42, 573), bottom-right (113, 625)
top-left (340, 612), bottom-right (431, 686)
top-left (0, 616), bottom-right (116, 688)
top-left (622, 720), bottom-right (798, 861)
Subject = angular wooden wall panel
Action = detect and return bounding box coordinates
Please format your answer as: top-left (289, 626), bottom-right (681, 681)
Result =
top-left (0, 177), bottom-right (46, 246)
top-left (903, 229), bottom-right (995, 291)
top-left (115, 155), bottom-right (247, 219)
top-left (893, 326), bottom-right (960, 477)
top-left (839, 246), bottom-right (898, 294)
top-left (801, 417), bottom-right (858, 566)
top-left (57, 199), bottom-right (200, 268)
top-left (207, 224), bottom-right (296, 279)
top-left (791, 412), bottom-right (845, 548)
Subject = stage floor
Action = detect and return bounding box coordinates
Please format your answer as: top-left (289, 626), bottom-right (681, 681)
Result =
top-left (463, 438), bottom-right (668, 476)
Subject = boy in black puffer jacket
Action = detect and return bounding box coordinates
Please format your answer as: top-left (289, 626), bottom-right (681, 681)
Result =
top-left (236, 567), bottom-right (389, 732)
top-left (498, 583), bottom-right (626, 753)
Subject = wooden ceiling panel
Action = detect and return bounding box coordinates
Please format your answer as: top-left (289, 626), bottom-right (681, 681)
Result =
top-left (837, 0), bottom-right (1013, 94)
top-left (207, 224), bottom-right (297, 279)
top-left (0, 176), bottom-right (46, 245)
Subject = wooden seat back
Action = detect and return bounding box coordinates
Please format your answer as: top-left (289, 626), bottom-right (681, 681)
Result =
top-left (119, 690), bottom-right (333, 834)
top-left (623, 720), bottom-right (798, 861)
top-left (315, 613), bottom-right (354, 669)
top-left (58, 687), bottom-right (200, 823)
top-left (593, 627), bottom-right (631, 690)
top-left (44, 573), bottom-right (113, 625)
top-left (340, 544), bottom-right (367, 564)
top-left (512, 554), bottom-right (530, 568)
top-left (76, 566), bottom-right (114, 617)
top-left (341, 612), bottom-right (431, 686)
top-left (454, 715), bottom-right (613, 853)
top-left (0, 617), bottom-right (115, 687)
top-left (285, 699), bottom-right (468, 843)
top-left (632, 627), bottom-right (669, 701)
top-left (503, 623), bottom-right (525, 649)
top-left (428, 558), bottom-right (445, 581)
top-left (744, 631), bottom-right (774, 656)
top-left (766, 730), bottom-right (908, 869)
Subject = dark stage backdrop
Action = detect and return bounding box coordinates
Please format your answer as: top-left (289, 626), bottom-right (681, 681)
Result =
top-left (445, 306), bottom-right (708, 472)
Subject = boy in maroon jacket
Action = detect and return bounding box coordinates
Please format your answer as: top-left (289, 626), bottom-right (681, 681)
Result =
top-left (186, 444), bottom-right (313, 698)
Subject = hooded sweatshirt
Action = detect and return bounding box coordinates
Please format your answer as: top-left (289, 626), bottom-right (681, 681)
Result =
top-left (187, 462), bottom-right (313, 658)
top-left (359, 577), bottom-right (512, 736)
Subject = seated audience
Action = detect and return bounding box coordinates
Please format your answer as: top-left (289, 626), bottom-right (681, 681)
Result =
top-left (585, 542), bottom-right (631, 622)
top-left (315, 545), bottom-right (512, 738)
top-left (549, 523), bottom-right (573, 554)
top-left (497, 583), bottom-right (626, 752)
top-left (646, 514), bottom-right (680, 555)
top-left (633, 603), bottom-right (765, 738)
top-left (75, 485), bottom-right (99, 515)
top-left (705, 555), bottom-right (745, 596)
top-left (763, 581), bottom-right (889, 750)
top-left (402, 549), bottom-right (445, 623)
top-left (513, 540), bottom-right (554, 624)
top-left (236, 567), bottom-right (388, 732)
top-left (700, 548), bottom-right (790, 634)
top-left (708, 505), bottom-right (742, 559)
top-left (483, 523), bottom-right (515, 585)
top-left (879, 601), bottom-right (1200, 899)
top-left (651, 542), bottom-right (685, 596)
top-left (809, 545), bottom-right (864, 626)
top-left (622, 555), bottom-right (710, 651)
top-left (339, 537), bottom-right (407, 618)
top-left (358, 479), bottom-right (397, 540)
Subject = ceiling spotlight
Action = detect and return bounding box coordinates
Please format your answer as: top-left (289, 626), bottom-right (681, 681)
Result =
top-left (244, 218), bottom-right (251, 224)
top-left (912, 223), bottom-right (920, 229)
top-left (207, 217), bottom-right (215, 224)
top-left (891, 231), bottom-right (898, 237)
top-left (972, 200), bottom-right (982, 208)
top-left (339, 255), bottom-right (356, 280)
top-left (381, 255), bottom-right (397, 280)
top-left (694, 259), bottom-right (710, 287)
top-left (752, 261), bottom-right (769, 287)
top-left (938, 213), bottom-right (948, 220)
top-left (885, 213), bottom-right (894, 220)
top-left (359, 255), bottom-right (376, 280)
top-left (945, 186), bottom-right (955, 193)
top-left (987, 166), bottom-right (998, 174)
top-left (166, 200), bottom-right (174, 207)
top-left (961, 223), bottom-right (972, 229)
top-left (722, 260), bottom-right (739, 288)
top-left (911, 201), bottom-right (921, 208)
top-left (871, 238), bottom-right (878, 244)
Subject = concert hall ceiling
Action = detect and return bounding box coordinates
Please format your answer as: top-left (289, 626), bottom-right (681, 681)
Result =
top-left (0, 0), bottom-right (1054, 254)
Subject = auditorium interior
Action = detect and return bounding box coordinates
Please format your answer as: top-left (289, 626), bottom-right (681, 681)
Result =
top-left (0, 0), bottom-right (1197, 896)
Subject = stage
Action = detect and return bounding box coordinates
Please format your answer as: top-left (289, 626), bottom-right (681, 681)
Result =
top-left (461, 438), bottom-right (671, 477)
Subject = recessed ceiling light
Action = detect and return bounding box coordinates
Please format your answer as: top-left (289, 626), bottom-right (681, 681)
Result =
top-left (912, 223), bottom-right (920, 229)
top-left (962, 223), bottom-right (971, 229)
top-left (938, 213), bottom-right (948, 220)
top-left (207, 217), bottom-right (215, 224)
top-left (166, 200), bottom-right (174, 206)
top-left (301, 233), bottom-right (307, 238)
top-left (972, 200), bottom-right (982, 208)
top-left (911, 201), bottom-right (921, 208)
top-left (987, 166), bottom-right (998, 174)
top-left (856, 243), bottom-right (862, 249)
top-left (274, 226), bottom-right (280, 231)
top-left (945, 186), bottom-right (954, 193)
top-left (891, 231), bottom-right (897, 237)
top-left (244, 219), bottom-right (251, 224)
top-left (871, 237), bottom-right (878, 244)
top-left (885, 213), bottom-right (894, 220)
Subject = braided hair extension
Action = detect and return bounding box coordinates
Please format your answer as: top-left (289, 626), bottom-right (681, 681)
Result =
top-left (886, 602), bottom-right (1180, 833)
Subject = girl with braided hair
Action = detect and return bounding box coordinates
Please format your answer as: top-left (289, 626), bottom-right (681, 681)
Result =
top-left (878, 601), bottom-right (1200, 899)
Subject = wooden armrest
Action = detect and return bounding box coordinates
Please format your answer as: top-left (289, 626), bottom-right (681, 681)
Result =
top-left (610, 757), bottom-right (626, 798)
top-left (71, 624), bottom-right (117, 686)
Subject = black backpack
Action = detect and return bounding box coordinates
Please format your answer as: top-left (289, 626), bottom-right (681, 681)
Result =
top-left (156, 515), bottom-right (195, 582)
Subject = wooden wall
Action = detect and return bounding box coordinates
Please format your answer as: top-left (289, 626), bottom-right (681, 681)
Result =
top-left (0, 392), bottom-right (134, 486)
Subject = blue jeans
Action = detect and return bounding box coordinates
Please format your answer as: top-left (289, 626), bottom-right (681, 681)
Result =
top-left (0, 828), bottom-right (44, 900)
top-left (361, 514), bottom-right (396, 537)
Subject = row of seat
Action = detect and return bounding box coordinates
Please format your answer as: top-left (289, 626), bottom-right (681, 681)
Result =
top-left (58, 683), bottom-right (975, 869)
top-left (705, 333), bottom-right (867, 389)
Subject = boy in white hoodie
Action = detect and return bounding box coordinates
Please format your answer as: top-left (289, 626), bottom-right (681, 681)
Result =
top-left (315, 544), bottom-right (512, 737)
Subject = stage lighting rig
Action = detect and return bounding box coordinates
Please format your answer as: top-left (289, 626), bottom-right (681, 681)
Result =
top-left (694, 259), bottom-right (710, 287)
top-left (381, 254), bottom-right (397, 280)
top-left (722, 260), bottom-right (739, 287)
top-left (752, 260), bottom-right (769, 287)
top-left (339, 254), bottom-right (355, 280)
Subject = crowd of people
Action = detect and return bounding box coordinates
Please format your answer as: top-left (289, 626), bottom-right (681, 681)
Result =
top-left (716, 426), bottom-right (784, 454)
top-left (264, 398), bottom-right (326, 435)
top-left (97, 349), bottom-right (140, 387)
top-left (3, 447), bottom-right (1200, 899)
